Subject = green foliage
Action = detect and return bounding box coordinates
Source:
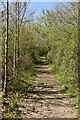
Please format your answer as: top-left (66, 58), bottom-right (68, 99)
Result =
top-left (3, 93), bottom-right (19, 119)
top-left (2, 2), bottom-right (78, 118)
top-left (12, 71), bottom-right (34, 94)
top-left (2, 23), bottom-right (37, 119)
top-left (37, 3), bottom-right (78, 105)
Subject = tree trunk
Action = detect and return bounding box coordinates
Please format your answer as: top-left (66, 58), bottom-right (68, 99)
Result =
top-left (78, 2), bottom-right (80, 119)
top-left (3, 1), bottom-right (9, 97)
top-left (17, 2), bottom-right (20, 68)
top-left (13, 3), bottom-right (17, 78)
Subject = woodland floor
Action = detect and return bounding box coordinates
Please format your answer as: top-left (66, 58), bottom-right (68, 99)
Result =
top-left (19, 57), bottom-right (78, 119)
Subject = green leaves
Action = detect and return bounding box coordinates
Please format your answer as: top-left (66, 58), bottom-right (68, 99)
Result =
top-left (37, 3), bottom-right (78, 103)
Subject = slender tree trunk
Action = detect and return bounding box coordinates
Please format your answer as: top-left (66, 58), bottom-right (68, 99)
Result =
top-left (3, 1), bottom-right (9, 96)
top-left (13, 3), bottom-right (17, 78)
top-left (17, 2), bottom-right (20, 68)
top-left (78, 2), bottom-right (80, 119)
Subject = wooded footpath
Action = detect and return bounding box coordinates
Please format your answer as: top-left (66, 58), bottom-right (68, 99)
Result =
top-left (0, 2), bottom-right (79, 119)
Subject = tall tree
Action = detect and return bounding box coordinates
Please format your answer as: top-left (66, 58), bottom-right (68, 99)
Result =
top-left (17, 2), bottom-right (20, 68)
top-left (13, 2), bottom-right (17, 78)
top-left (78, 2), bottom-right (80, 118)
top-left (3, 1), bottom-right (9, 96)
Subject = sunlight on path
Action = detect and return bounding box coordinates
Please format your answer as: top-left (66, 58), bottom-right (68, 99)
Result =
top-left (19, 57), bottom-right (78, 119)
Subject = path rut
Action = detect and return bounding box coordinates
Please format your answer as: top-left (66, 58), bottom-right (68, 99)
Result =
top-left (19, 57), bottom-right (78, 119)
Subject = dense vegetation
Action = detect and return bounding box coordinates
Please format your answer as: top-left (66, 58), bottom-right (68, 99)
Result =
top-left (36, 3), bottom-right (78, 100)
top-left (0, 2), bottom-right (78, 119)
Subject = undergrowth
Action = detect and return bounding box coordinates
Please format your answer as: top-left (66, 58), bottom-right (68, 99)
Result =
top-left (3, 67), bottom-right (35, 119)
top-left (49, 64), bottom-right (78, 107)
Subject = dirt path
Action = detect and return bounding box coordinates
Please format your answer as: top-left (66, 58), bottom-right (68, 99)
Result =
top-left (19, 57), bottom-right (78, 119)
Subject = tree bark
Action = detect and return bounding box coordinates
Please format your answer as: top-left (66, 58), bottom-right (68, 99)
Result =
top-left (3, 1), bottom-right (9, 97)
top-left (17, 2), bottom-right (20, 68)
top-left (13, 2), bottom-right (17, 78)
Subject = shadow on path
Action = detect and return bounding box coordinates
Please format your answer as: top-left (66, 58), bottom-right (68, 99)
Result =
top-left (19, 57), bottom-right (78, 119)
